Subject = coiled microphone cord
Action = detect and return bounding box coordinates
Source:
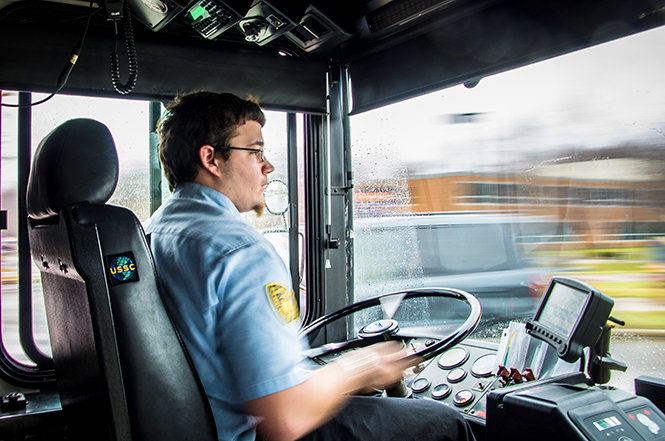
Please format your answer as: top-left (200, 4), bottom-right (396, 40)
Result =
top-left (110, 0), bottom-right (138, 94)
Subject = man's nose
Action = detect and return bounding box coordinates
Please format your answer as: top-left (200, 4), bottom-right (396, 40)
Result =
top-left (263, 159), bottom-right (275, 174)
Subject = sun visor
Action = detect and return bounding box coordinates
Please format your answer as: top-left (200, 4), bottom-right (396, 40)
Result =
top-left (348, 0), bottom-right (663, 115)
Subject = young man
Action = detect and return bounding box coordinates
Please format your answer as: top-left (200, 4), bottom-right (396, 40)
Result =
top-left (145, 91), bottom-right (476, 441)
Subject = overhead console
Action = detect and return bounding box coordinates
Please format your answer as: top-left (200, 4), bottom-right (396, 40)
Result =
top-left (125, 0), bottom-right (191, 31)
top-left (124, 0), bottom-right (351, 52)
top-left (123, 0), bottom-right (472, 49)
top-left (180, 0), bottom-right (242, 40)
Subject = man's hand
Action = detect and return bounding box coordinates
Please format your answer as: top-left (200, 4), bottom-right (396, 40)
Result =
top-left (336, 341), bottom-right (417, 394)
top-left (247, 341), bottom-right (420, 441)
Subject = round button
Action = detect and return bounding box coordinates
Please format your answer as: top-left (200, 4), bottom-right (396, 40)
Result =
top-left (453, 389), bottom-right (475, 407)
top-left (431, 383), bottom-right (452, 400)
top-left (411, 377), bottom-right (431, 393)
top-left (447, 368), bottom-right (467, 383)
top-left (359, 319), bottom-right (399, 337)
top-left (471, 354), bottom-right (497, 378)
top-left (438, 347), bottom-right (469, 369)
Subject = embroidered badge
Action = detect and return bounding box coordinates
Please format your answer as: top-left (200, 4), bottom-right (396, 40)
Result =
top-left (105, 252), bottom-right (140, 286)
top-left (265, 283), bottom-right (299, 325)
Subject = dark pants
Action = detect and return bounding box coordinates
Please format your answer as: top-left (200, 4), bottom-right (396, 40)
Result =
top-left (297, 396), bottom-right (477, 441)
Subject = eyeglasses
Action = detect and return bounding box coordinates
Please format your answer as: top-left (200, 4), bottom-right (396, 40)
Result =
top-left (218, 146), bottom-right (265, 163)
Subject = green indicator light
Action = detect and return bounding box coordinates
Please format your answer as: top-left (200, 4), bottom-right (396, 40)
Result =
top-left (189, 5), bottom-right (209, 21)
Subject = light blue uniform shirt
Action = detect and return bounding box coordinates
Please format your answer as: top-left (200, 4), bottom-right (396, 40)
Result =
top-left (144, 182), bottom-right (309, 441)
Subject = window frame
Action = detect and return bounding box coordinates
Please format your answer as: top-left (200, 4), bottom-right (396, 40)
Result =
top-left (0, 92), bottom-right (56, 387)
top-left (0, 92), bottom-right (313, 386)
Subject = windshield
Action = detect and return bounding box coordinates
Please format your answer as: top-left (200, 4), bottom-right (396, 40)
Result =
top-left (417, 223), bottom-right (515, 275)
top-left (350, 25), bottom-right (665, 392)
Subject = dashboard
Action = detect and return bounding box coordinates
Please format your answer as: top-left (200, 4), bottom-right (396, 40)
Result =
top-left (308, 278), bottom-right (665, 440)
top-left (405, 338), bottom-right (499, 424)
top-left (405, 338), bottom-right (665, 441)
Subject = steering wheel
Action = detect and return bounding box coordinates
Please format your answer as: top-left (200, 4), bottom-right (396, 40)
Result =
top-left (298, 288), bottom-right (482, 365)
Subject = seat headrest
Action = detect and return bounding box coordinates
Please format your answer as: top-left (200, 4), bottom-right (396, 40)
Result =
top-left (27, 118), bottom-right (119, 220)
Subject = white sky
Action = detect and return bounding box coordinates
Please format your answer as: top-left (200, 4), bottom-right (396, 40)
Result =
top-left (350, 25), bottom-right (665, 179)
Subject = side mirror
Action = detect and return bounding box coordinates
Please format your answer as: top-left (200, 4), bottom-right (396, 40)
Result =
top-left (261, 180), bottom-right (305, 289)
top-left (264, 180), bottom-right (289, 215)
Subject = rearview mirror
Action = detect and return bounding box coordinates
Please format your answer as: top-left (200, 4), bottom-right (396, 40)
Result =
top-left (264, 180), bottom-right (289, 215)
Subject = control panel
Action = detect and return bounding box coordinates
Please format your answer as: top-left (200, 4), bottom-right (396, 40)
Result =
top-left (409, 341), bottom-right (665, 441)
top-left (404, 277), bottom-right (663, 441)
top-left (407, 340), bottom-right (501, 422)
top-left (181, 0), bottom-right (241, 39)
top-left (485, 373), bottom-right (665, 441)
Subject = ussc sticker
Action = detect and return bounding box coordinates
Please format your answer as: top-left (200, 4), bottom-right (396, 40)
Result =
top-left (105, 252), bottom-right (139, 286)
top-left (265, 283), bottom-right (299, 325)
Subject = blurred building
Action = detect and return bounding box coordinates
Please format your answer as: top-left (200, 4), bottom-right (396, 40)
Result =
top-left (355, 157), bottom-right (665, 250)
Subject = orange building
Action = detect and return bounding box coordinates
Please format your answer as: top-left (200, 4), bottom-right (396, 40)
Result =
top-left (354, 159), bottom-right (665, 250)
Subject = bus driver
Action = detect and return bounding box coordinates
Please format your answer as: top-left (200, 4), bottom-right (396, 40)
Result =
top-left (144, 91), bottom-right (477, 441)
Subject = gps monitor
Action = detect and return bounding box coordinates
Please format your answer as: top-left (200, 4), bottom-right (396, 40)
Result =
top-left (526, 277), bottom-right (614, 363)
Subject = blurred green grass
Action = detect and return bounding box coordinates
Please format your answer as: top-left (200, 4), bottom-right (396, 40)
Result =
top-left (610, 311), bottom-right (664, 330)
top-left (536, 246), bottom-right (665, 329)
top-left (587, 282), bottom-right (663, 299)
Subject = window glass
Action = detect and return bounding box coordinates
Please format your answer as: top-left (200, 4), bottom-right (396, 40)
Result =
top-left (31, 94), bottom-right (152, 221)
top-left (418, 224), bottom-right (512, 275)
top-left (241, 111), bottom-right (289, 231)
top-left (240, 111), bottom-right (307, 315)
top-left (1, 97), bottom-right (305, 365)
top-left (1, 92), bottom-right (151, 364)
top-left (351, 26), bottom-right (665, 392)
top-left (1, 92), bottom-right (26, 363)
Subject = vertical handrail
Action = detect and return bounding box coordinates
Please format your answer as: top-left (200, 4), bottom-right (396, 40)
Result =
top-left (18, 91), bottom-right (53, 368)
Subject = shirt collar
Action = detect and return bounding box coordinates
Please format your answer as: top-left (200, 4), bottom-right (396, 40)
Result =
top-left (173, 182), bottom-right (240, 215)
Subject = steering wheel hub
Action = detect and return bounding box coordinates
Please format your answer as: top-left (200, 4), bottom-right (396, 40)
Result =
top-left (359, 319), bottom-right (399, 338)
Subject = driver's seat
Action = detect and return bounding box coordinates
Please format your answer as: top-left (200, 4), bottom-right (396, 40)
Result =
top-left (26, 118), bottom-right (217, 440)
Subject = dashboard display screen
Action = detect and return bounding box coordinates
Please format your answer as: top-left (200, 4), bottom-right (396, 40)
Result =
top-left (592, 416), bottom-right (622, 432)
top-left (527, 277), bottom-right (614, 362)
top-left (536, 282), bottom-right (589, 338)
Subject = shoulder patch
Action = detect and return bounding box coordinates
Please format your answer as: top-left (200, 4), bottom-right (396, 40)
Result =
top-left (265, 283), bottom-right (300, 325)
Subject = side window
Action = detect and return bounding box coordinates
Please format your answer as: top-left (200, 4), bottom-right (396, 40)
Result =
top-left (1, 92), bottom-right (151, 365)
top-left (0, 94), bottom-right (306, 366)
top-left (240, 111), bottom-right (307, 312)
top-left (350, 26), bottom-right (665, 391)
top-left (241, 111), bottom-right (290, 230)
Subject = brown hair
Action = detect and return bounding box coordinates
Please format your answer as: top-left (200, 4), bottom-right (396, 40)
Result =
top-left (158, 91), bottom-right (266, 191)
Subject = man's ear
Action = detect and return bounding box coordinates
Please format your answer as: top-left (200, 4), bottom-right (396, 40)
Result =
top-left (198, 145), bottom-right (222, 177)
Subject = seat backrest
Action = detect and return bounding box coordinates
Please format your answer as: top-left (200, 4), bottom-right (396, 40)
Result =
top-left (26, 118), bottom-right (217, 441)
